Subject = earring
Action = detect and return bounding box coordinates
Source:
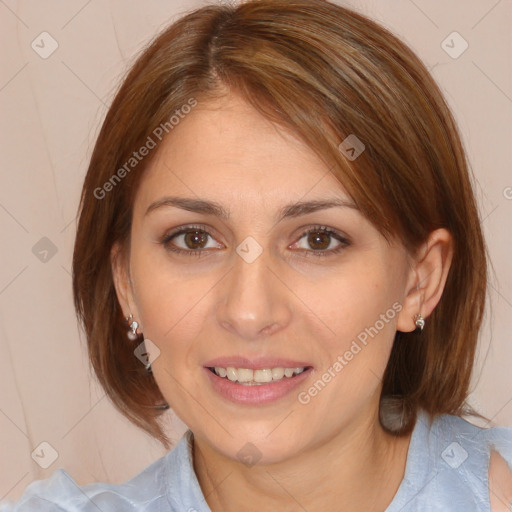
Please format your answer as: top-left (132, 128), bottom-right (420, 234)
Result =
top-left (126, 314), bottom-right (154, 375)
top-left (126, 314), bottom-right (140, 341)
top-left (414, 313), bottom-right (425, 331)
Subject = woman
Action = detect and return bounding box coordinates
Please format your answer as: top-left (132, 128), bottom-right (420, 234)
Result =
top-left (2, 0), bottom-right (511, 510)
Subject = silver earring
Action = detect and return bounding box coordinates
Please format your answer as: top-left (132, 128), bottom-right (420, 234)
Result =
top-left (126, 315), bottom-right (154, 375)
top-left (126, 314), bottom-right (140, 341)
top-left (414, 313), bottom-right (425, 331)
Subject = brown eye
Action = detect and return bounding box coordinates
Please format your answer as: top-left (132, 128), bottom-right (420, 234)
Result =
top-left (307, 231), bottom-right (331, 251)
top-left (160, 224), bottom-right (223, 257)
top-left (183, 230), bottom-right (209, 250)
top-left (292, 226), bottom-right (350, 257)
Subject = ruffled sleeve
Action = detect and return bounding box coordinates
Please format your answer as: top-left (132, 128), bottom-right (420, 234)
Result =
top-left (0, 434), bottom-right (191, 512)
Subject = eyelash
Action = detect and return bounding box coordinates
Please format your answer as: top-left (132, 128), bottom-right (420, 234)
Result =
top-left (160, 224), bottom-right (350, 258)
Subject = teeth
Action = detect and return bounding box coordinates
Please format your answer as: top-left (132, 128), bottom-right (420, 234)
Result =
top-left (284, 368), bottom-right (294, 378)
top-left (272, 367), bottom-right (285, 380)
top-left (237, 368), bottom-right (253, 383)
top-left (226, 367), bottom-right (237, 382)
top-left (254, 369), bottom-right (273, 383)
top-left (213, 366), bottom-right (306, 384)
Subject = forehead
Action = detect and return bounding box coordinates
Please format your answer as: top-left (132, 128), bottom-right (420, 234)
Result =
top-left (133, 92), bottom-right (351, 213)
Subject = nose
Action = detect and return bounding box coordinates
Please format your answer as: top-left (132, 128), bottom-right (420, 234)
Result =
top-left (216, 245), bottom-right (292, 341)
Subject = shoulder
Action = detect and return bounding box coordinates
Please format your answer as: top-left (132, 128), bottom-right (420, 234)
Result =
top-left (0, 432), bottom-right (195, 512)
top-left (439, 413), bottom-right (512, 511)
top-left (391, 410), bottom-right (512, 512)
top-left (428, 412), bottom-right (512, 474)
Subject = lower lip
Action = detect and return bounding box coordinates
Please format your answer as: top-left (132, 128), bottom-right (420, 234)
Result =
top-left (203, 367), bottom-right (313, 405)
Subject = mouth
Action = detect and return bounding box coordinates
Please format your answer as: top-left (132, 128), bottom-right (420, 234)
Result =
top-left (206, 366), bottom-right (311, 385)
top-left (203, 364), bottom-right (314, 405)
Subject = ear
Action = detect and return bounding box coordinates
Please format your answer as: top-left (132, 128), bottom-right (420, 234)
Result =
top-left (396, 228), bottom-right (453, 332)
top-left (110, 241), bottom-right (141, 327)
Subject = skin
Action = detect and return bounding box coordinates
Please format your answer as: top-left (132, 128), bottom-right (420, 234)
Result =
top-left (489, 451), bottom-right (512, 511)
top-left (112, 91), bottom-right (454, 511)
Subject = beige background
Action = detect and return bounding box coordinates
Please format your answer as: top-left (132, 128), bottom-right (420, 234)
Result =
top-left (1, 0), bottom-right (511, 502)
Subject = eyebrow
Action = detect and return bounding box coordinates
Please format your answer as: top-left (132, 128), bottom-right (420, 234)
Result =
top-left (144, 195), bottom-right (359, 222)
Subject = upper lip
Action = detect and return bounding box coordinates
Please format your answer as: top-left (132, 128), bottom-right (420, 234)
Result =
top-left (203, 356), bottom-right (313, 370)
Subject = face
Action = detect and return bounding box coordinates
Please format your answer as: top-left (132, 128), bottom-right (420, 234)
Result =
top-left (115, 92), bottom-right (417, 464)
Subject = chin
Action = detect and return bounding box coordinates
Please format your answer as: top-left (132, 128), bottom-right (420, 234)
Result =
top-left (204, 424), bottom-right (308, 467)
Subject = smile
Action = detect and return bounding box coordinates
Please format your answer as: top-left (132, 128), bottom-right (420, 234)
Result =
top-left (208, 366), bottom-right (307, 385)
top-left (204, 366), bottom-right (313, 404)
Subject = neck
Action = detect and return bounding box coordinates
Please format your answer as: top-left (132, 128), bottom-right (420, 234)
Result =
top-left (192, 407), bottom-right (413, 512)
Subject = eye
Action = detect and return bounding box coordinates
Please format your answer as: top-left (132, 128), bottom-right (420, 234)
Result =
top-left (160, 224), bottom-right (350, 258)
top-left (160, 224), bottom-right (223, 257)
top-left (291, 226), bottom-right (350, 257)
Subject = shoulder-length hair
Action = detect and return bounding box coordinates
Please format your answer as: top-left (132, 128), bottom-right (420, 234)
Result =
top-left (72, 0), bottom-right (488, 449)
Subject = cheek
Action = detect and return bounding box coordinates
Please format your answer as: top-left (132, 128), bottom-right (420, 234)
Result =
top-left (296, 261), bottom-right (402, 405)
top-left (295, 277), bottom-right (400, 415)
top-left (129, 250), bottom-right (212, 359)
top-left (298, 262), bottom-right (400, 350)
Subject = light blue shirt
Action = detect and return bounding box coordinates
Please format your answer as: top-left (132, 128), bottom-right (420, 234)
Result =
top-left (2, 409), bottom-right (511, 511)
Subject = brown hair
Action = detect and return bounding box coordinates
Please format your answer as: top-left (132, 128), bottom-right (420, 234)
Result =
top-left (72, 0), bottom-right (488, 449)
